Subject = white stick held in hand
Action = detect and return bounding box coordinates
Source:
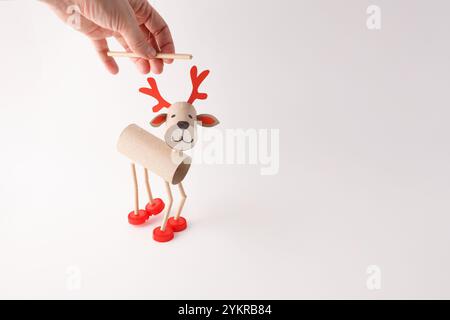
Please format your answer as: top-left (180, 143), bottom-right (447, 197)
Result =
top-left (107, 51), bottom-right (193, 60)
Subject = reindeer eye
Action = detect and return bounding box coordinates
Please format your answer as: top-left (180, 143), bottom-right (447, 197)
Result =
top-left (188, 115), bottom-right (193, 119)
top-left (171, 114), bottom-right (176, 118)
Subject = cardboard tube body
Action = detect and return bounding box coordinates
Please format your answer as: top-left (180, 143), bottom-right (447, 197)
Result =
top-left (117, 124), bottom-right (191, 185)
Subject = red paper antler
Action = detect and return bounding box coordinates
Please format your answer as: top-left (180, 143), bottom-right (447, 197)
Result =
top-left (187, 66), bottom-right (210, 105)
top-left (139, 78), bottom-right (171, 112)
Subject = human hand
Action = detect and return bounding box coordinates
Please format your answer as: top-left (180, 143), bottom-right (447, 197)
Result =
top-left (42, 0), bottom-right (175, 74)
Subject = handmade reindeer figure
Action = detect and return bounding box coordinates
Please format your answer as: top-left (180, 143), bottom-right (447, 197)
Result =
top-left (117, 66), bottom-right (219, 242)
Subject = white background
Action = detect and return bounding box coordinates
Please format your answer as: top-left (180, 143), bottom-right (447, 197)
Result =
top-left (1, 0), bottom-right (450, 299)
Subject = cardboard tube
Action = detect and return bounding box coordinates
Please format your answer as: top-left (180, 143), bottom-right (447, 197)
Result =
top-left (117, 124), bottom-right (191, 185)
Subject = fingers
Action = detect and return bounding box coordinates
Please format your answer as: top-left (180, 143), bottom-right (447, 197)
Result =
top-left (84, 0), bottom-right (174, 74)
top-left (128, 0), bottom-right (175, 64)
top-left (149, 25), bottom-right (175, 65)
top-left (144, 6), bottom-right (175, 64)
top-left (91, 39), bottom-right (119, 75)
top-left (119, 4), bottom-right (156, 60)
top-left (115, 33), bottom-right (151, 74)
top-left (147, 31), bottom-right (164, 74)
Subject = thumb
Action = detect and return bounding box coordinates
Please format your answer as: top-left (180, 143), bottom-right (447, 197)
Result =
top-left (120, 18), bottom-right (156, 59)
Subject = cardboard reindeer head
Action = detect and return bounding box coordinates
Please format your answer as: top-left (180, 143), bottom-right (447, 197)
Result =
top-left (139, 66), bottom-right (220, 151)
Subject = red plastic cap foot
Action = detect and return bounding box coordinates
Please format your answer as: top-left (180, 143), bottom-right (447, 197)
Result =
top-left (145, 198), bottom-right (165, 216)
top-left (128, 210), bottom-right (149, 225)
top-left (168, 217), bottom-right (187, 232)
top-left (153, 226), bottom-right (174, 242)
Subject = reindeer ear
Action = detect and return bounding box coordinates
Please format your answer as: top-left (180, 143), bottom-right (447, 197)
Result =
top-left (150, 113), bottom-right (167, 127)
top-left (197, 114), bottom-right (220, 127)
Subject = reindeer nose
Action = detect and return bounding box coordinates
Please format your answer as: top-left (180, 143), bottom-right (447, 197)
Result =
top-left (177, 121), bottom-right (189, 129)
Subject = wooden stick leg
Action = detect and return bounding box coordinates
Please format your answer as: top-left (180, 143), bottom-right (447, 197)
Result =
top-left (174, 183), bottom-right (187, 220)
top-left (144, 168), bottom-right (154, 205)
top-left (160, 181), bottom-right (173, 231)
top-left (131, 163), bottom-right (139, 216)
